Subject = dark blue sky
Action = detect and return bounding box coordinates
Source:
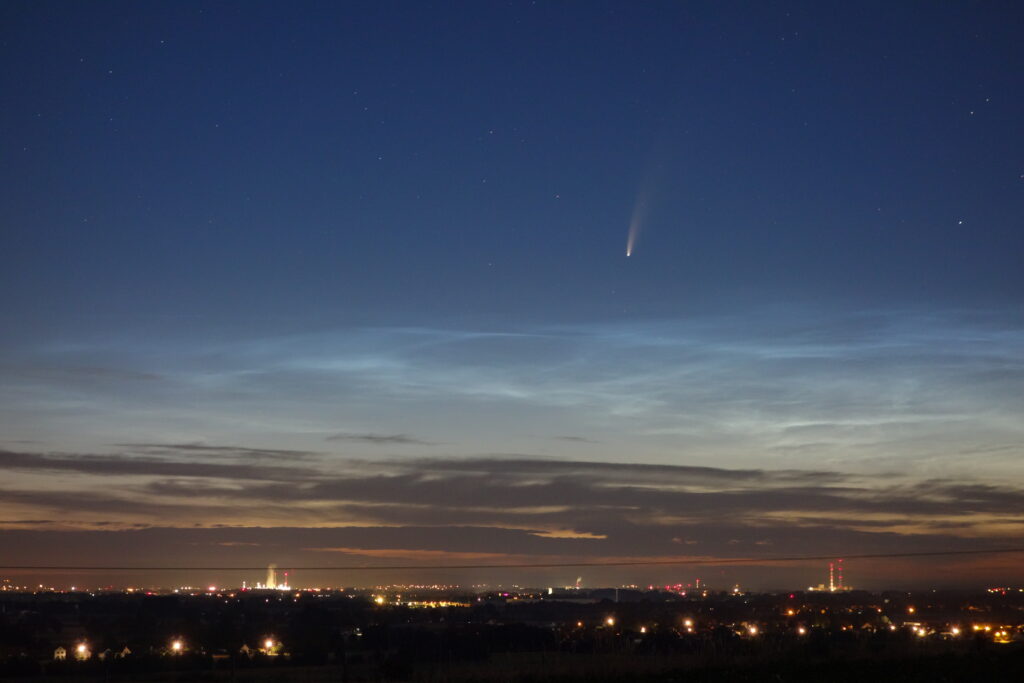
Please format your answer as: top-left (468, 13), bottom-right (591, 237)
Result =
top-left (2, 2), bottom-right (1023, 588)
top-left (4, 1), bottom-right (1022, 331)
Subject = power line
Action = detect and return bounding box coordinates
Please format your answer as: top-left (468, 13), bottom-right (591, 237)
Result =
top-left (2, 547), bottom-right (1023, 572)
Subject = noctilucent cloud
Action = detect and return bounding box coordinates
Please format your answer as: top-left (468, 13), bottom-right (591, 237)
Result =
top-left (1, 1), bottom-right (1023, 588)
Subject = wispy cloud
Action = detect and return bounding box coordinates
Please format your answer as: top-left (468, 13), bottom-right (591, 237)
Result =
top-left (326, 433), bottom-right (434, 446)
top-left (114, 442), bottom-right (317, 460)
top-left (0, 449), bottom-right (310, 481)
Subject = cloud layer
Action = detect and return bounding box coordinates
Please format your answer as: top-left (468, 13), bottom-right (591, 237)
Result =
top-left (1, 445), bottom-right (1022, 587)
top-left (1, 308), bottom-right (1022, 586)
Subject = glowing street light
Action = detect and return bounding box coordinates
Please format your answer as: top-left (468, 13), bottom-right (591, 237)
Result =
top-left (605, 617), bottom-right (615, 627)
top-left (170, 640), bottom-right (183, 653)
top-left (264, 639), bottom-right (275, 650)
top-left (797, 626), bottom-right (807, 635)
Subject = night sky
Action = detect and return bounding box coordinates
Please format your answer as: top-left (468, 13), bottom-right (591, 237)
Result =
top-left (2, 1), bottom-right (1023, 589)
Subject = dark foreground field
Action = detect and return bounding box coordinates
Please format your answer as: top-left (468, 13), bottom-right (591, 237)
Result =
top-left (3, 647), bottom-right (1023, 683)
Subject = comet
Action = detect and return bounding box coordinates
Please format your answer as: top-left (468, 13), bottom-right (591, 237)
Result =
top-left (625, 190), bottom-right (650, 257)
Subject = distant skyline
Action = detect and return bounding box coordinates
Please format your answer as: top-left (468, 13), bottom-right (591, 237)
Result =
top-left (2, 1), bottom-right (1023, 589)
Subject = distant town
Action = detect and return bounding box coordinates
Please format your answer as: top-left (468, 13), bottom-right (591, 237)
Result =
top-left (1, 563), bottom-right (1022, 681)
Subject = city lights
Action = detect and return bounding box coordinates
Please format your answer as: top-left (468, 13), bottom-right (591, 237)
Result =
top-left (18, 583), bottom-right (1024, 677)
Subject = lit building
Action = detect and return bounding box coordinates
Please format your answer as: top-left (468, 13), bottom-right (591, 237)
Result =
top-left (808, 559), bottom-right (852, 592)
top-left (259, 638), bottom-right (282, 656)
top-left (254, 563), bottom-right (291, 590)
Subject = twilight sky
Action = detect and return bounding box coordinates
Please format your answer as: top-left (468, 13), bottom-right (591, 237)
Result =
top-left (2, 1), bottom-right (1023, 589)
